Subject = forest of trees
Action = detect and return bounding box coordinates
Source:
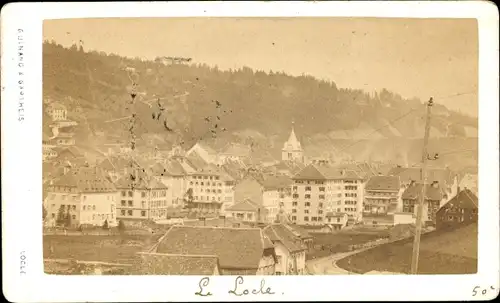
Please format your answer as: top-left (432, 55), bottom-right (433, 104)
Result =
top-left (42, 41), bottom-right (478, 168)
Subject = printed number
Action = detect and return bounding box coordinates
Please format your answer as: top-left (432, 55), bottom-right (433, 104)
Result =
top-left (472, 286), bottom-right (496, 296)
top-left (20, 251), bottom-right (27, 274)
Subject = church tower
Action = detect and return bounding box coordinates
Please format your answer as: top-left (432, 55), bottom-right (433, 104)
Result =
top-left (282, 122), bottom-right (304, 163)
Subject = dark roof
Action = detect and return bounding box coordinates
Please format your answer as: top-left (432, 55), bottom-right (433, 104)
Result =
top-left (442, 189), bottom-right (478, 209)
top-left (366, 176), bottom-right (401, 191)
top-left (155, 226), bottom-right (273, 270)
top-left (402, 182), bottom-right (445, 201)
top-left (388, 166), bottom-right (455, 185)
top-left (284, 224), bottom-right (313, 239)
top-left (263, 224), bottom-right (307, 253)
top-left (134, 253), bottom-right (219, 275)
top-left (292, 164), bottom-right (326, 180)
top-left (259, 175), bottom-right (293, 190)
top-left (50, 167), bottom-right (116, 193)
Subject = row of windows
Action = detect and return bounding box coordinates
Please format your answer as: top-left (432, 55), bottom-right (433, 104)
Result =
top-left (295, 181), bottom-right (325, 185)
top-left (292, 209), bottom-right (324, 214)
top-left (190, 181), bottom-right (223, 187)
top-left (345, 186), bottom-right (358, 191)
top-left (120, 209), bottom-right (147, 217)
top-left (292, 194), bottom-right (326, 199)
top-left (345, 193), bottom-right (357, 197)
top-left (121, 191), bottom-right (167, 198)
top-left (191, 175), bottom-right (220, 180)
top-left (290, 216), bottom-right (324, 222)
top-left (292, 202), bottom-right (324, 207)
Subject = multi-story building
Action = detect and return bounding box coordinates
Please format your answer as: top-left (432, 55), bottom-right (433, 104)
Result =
top-left (47, 102), bottom-right (68, 121)
top-left (291, 164), bottom-right (364, 225)
top-left (43, 166), bottom-right (118, 227)
top-left (185, 165), bottom-right (236, 216)
top-left (436, 188), bottom-right (478, 230)
top-left (115, 176), bottom-right (170, 222)
top-left (43, 133), bottom-right (58, 161)
top-left (401, 180), bottom-right (448, 225)
top-left (389, 165), bottom-right (459, 203)
top-left (234, 175), bottom-right (293, 223)
top-left (363, 175), bottom-right (402, 215)
top-left (282, 123), bottom-right (304, 163)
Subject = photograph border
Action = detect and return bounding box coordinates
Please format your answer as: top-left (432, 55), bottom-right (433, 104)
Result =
top-left (1, 1), bottom-right (499, 302)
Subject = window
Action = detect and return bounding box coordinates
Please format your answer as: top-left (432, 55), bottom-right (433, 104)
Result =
top-left (292, 202), bottom-right (298, 206)
top-left (292, 209), bottom-right (297, 213)
top-left (304, 210), bottom-right (309, 214)
top-left (293, 186), bottom-right (297, 191)
top-left (305, 202), bottom-right (311, 207)
top-left (128, 191), bottom-right (133, 197)
top-left (141, 211), bottom-right (146, 217)
top-left (93, 205), bottom-right (96, 211)
top-left (304, 216), bottom-right (309, 221)
top-left (305, 186), bottom-right (311, 191)
top-left (292, 216), bottom-right (297, 221)
top-left (293, 194), bottom-right (299, 198)
top-left (72, 205), bottom-right (76, 210)
top-left (121, 200), bottom-right (126, 206)
top-left (318, 210), bottom-right (323, 214)
top-left (319, 195), bottom-right (325, 199)
top-left (318, 203), bottom-right (323, 208)
top-left (128, 201), bottom-right (133, 207)
top-left (201, 182), bottom-right (204, 186)
top-left (72, 215), bottom-right (76, 219)
top-left (319, 187), bottom-right (325, 192)
top-left (305, 194), bottom-right (311, 199)
top-left (128, 210), bottom-right (133, 216)
top-left (141, 192), bottom-right (146, 198)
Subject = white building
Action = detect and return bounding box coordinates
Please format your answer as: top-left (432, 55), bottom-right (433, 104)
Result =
top-left (44, 167), bottom-right (118, 227)
top-left (291, 164), bottom-right (365, 225)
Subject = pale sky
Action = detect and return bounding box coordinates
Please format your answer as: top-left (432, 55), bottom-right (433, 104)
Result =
top-left (44, 18), bottom-right (478, 115)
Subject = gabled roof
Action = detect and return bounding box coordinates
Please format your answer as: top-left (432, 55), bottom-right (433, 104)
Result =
top-left (226, 199), bottom-right (264, 212)
top-left (134, 253), bottom-right (219, 275)
top-left (292, 164), bottom-right (363, 181)
top-left (366, 175), bottom-right (401, 191)
top-left (50, 167), bottom-right (116, 193)
top-left (292, 164), bottom-right (326, 180)
top-left (186, 150), bottom-right (209, 170)
top-left (263, 224), bottom-right (307, 253)
top-left (442, 189), bottom-right (478, 209)
top-left (401, 182), bottom-right (446, 201)
top-left (155, 226), bottom-right (274, 270)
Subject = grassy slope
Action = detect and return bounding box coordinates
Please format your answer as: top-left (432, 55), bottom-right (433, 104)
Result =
top-left (336, 223), bottom-right (478, 274)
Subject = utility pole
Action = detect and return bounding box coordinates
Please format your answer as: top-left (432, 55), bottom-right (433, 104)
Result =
top-left (410, 97), bottom-right (434, 274)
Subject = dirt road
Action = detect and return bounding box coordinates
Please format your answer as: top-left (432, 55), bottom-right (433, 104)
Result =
top-left (306, 248), bottom-right (371, 275)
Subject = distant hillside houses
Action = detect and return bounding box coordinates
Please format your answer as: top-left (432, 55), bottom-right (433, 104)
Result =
top-left (154, 56), bottom-right (193, 65)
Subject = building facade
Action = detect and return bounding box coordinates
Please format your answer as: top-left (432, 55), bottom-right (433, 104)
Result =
top-left (436, 189), bottom-right (478, 230)
top-left (291, 164), bottom-right (364, 226)
top-left (44, 167), bottom-right (118, 227)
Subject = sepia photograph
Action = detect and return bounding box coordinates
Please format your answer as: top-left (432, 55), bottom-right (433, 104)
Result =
top-left (41, 17), bottom-right (480, 276)
top-left (1, 1), bottom-right (498, 302)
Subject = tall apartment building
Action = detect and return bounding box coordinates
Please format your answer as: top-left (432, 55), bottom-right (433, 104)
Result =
top-left (363, 175), bottom-right (402, 215)
top-left (115, 176), bottom-right (170, 222)
top-left (291, 164), bottom-right (365, 225)
top-left (44, 166), bottom-right (118, 227)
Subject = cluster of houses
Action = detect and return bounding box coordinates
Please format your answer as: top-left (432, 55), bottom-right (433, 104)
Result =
top-left (43, 99), bottom-right (79, 161)
top-left (43, 117), bottom-right (478, 234)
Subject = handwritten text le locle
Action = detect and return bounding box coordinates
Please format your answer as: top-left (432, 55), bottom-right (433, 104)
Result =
top-left (195, 276), bottom-right (279, 297)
